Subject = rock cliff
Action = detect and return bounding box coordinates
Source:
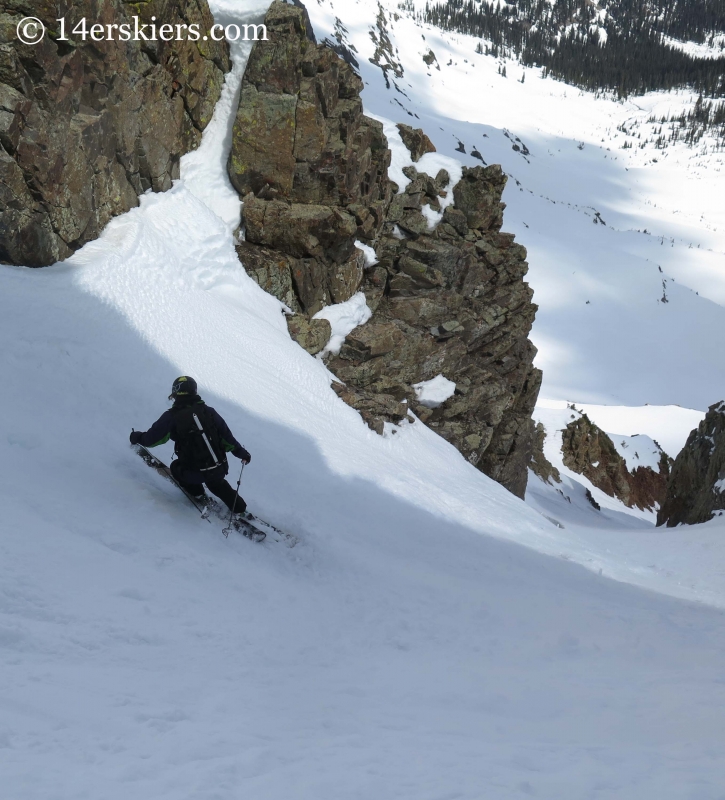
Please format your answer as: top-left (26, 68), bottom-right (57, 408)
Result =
top-left (230, 1), bottom-right (541, 498)
top-left (327, 162), bottom-right (542, 498)
top-left (0, 0), bottom-right (229, 267)
top-left (561, 413), bottom-right (670, 512)
top-left (230, 1), bottom-right (391, 316)
top-left (657, 402), bottom-right (725, 526)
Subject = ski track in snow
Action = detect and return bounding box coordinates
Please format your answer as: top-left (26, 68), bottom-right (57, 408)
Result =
top-left (2, 1), bottom-right (725, 798)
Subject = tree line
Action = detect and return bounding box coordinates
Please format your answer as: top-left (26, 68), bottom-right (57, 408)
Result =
top-left (423, 0), bottom-right (725, 98)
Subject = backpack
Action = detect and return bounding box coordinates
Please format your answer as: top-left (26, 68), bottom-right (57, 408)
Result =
top-left (173, 405), bottom-right (225, 471)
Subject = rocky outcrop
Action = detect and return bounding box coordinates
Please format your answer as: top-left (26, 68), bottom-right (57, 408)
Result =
top-left (330, 382), bottom-right (409, 435)
top-left (657, 402), bottom-right (725, 526)
top-left (230, 1), bottom-right (541, 498)
top-left (326, 163), bottom-right (542, 498)
top-left (530, 422), bottom-right (561, 485)
top-left (229, 0), bottom-right (391, 316)
top-left (0, 0), bottom-right (229, 267)
top-left (562, 414), bottom-right (670, 511)
top-left (562, 415), bottom-right (632, 502)
top-left (287, 315), bottom-right (331, 355)
top-left (368, 3), bottom-right (404, 90)
top-left (396, 124), bottom-right (436, 162)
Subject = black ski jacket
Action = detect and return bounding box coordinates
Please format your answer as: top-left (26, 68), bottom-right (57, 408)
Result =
top-left (136, 396), bottom-right (250, 466)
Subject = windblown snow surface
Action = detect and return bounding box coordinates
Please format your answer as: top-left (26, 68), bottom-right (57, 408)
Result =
top-left (2, 1), bottom-right (725, 797)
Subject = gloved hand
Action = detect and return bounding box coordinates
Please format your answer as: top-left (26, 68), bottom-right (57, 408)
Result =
top-left (239, 447), bottom-right (251, 465)
top-left (129, 430), bottom-right (143, 446)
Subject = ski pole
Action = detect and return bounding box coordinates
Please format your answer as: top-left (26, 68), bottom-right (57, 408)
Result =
top-left (223, 462), bottom-right (245, 538)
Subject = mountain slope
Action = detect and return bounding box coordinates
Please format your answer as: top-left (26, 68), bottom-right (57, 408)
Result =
top-left (307, 0), bottom-right (725, 412)
top-left (3, 2), bottom-right (725, 797)
top-left (4, 190), bottom-right (725, 795)
top-left (423, 0), bottom-right (725, 96)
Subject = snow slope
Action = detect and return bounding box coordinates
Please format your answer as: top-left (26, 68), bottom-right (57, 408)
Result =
top-left (3, 1), bottom-right (725, 797)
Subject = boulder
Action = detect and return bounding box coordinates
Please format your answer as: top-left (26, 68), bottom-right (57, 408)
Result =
top-left (287, 315), bottom-right (331, 355)
top-left (290, 257), bottom-right (333, 316)
top-left (396, 123), bottom-right (436, 162)
top-left (230, 88), bottom-right (298, 196)
top-left (339, 321), bottom-right (405, 362)
top-left (235, 240), bottom-right (300, 311)
top-left (330, 249), bottom-right (365, 303)
top-left (331, 382), bottom-right (410, 435)
top-left (452, 166), bottom-right (507, 232)
top-left (229, 2), bottom-right (391, 217)
top-left (243, 195), bottom-right (357, 263)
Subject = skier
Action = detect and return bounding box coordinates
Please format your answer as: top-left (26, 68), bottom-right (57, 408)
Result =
top-left (129, 376), bottom-right (251, 515)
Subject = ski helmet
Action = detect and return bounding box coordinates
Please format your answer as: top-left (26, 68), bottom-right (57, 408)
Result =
top-left (169, 376), bottom-right (198, 400)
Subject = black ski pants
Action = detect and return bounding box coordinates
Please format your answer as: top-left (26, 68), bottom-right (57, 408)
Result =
top-left (170, 460), bottom-right (246, 513)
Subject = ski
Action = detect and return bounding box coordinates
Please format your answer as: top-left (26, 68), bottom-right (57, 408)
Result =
top-left (239, 512), bottom-right (295, 546)
top-left (230, 516), bottom-right (267, 543)
top-left (210, 497), bottom-right (295, 546)
top-left (216, 499), bottom-right (295, 546)
top-left (132, 443), bottom-right (296, 546)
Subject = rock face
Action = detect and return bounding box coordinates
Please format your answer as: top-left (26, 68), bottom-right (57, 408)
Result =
top-left (230, 1), bottom-right (541, 498)
top-left (657, 402), bottom-right (725, 526)
top-left (287, 315), bottom-right (331, 355)
top-left (229, 1), bottom-right (391, 316)
top-left (561, 414), bottom-right (670, 511)
top-left (0, 0), bottom-right (229, 267)
top-left (327, 163), bottom-right (542, 498)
